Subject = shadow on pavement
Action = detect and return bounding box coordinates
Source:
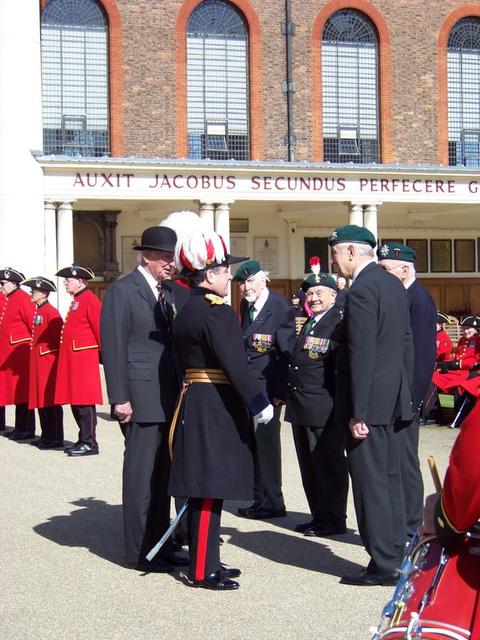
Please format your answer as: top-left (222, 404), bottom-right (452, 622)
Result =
top-left (220, 525), bottom-right (363, 577)
top-left (33, 497), bottom-right (125, 567)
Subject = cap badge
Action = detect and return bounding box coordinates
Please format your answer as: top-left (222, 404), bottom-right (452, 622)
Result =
top-left (36, 279), bottom-right (42, 288)
top-left (329, 230), bottom-right (338, 241)
top-left (71, 269), bottom-right (77, 276)
top-left (379, 245), bottom-right (389, 257)
top-left (4, 270), bottom-right (10, 279)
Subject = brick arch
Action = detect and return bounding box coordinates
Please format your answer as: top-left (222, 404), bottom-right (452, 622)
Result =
top-left (175, 0), bottom-right (264, 159)
top-left (438, 5), bottom-right (480, 165)
top-left (311, 0), bottom-right (393, 163)
top-left (40, 0), bottom-right (124, 156)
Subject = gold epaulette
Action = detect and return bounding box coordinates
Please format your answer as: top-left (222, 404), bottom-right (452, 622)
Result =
top-left (295, 317), bottom-right (307, 336)
top-left (205, 293), bottom-right (226, 305)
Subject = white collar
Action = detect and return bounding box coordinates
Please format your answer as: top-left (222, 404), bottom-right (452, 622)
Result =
top-left (137, 264), bottom-right (159, 298)
top-left (404, 276), bottom-right (416, 290)
top-left (252, 287), bottom-right (270, 314)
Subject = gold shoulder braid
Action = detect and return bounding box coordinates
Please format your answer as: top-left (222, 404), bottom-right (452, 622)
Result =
top-left (205, 293), bottom-right (226, 305)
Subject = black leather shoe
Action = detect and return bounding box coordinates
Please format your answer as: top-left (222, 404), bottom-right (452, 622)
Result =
top-left (9, 431), bottom-right (35, 441)
top-left (185, 569), bottom-right (240, 590)
top-left (237, 503), bottom-right (261, 517)
top-left (304, 524), bottom-right (347, 537)
top-left (294, 521), bottom-right (314, 533)
top-left (37, 440), bottom-right (64, 450)
top-left (4, 429), bottom-right (19, 438)
top-left (131, 559), bottom-right (174, 573)
top-left (64, 441), bottom-right (80, 452)
top-left (158, 546), bottom-right (189, 567)
top-left (238, 507), bottom-right (287, 520)
top-left (220, 564), bottom-right (241, 578)
top-left (340, 569), bottom-right (399, 586)
top-left (67, 443), bottom-right (99, 457)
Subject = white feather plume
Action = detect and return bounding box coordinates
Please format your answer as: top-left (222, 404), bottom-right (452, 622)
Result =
top-left (175, 229), bottom-right (227, 272)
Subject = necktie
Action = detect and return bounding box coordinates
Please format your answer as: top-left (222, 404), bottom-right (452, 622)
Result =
top-left (303, 317), bottom-right (316, 334)
top-left (248, 304), bottom-right (255, 324)
top-left (156, 283), bottom-right (167, 321)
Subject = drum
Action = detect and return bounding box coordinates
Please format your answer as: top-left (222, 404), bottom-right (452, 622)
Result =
top-left (372, 529), bottom-right (480, 640)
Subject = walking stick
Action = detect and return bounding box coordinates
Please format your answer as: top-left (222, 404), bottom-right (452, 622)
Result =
top-left (427, 455), bottom-right (442, 492)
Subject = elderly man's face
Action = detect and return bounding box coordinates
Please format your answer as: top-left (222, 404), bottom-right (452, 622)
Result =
top-left (464, 327), bottom-right (477, 339)
top-left (379, 259), bottom-right (409, 282)
top-left (239, 272), bottom-right (266, 303)
top-left (306, 285), bottom-right (336, 314)
top-left (64, 277), bottom-right (86, 296)
top-left (0, 280), bottom-right (17, 295)
top-left (330, 244), bottom-right (354, 278)
top-left (142, 249), bottom-right (175, 282)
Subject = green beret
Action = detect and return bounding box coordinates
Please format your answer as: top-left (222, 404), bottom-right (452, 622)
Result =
top-left (328, 224), bottom-right (376, 248)
top-left (233, 259), bottom-right (262, 282)
top-left (377, 242), bottom-right (416, 263)
top-left (301, 272), bottom-right (337, 292)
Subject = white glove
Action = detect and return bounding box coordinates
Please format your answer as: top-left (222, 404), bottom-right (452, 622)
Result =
top-left (254, 404), bottom-right (274, 425)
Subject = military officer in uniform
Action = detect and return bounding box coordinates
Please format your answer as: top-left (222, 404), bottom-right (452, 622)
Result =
top-left (285, 269), bottom-right (348, 537)
top-left (169, 229), bottom-right (273, 590)
top-left (377, 242), bottom-right (436, 538)
top-left (329, 225), bottom-right (414, 586)
top-left (232, 259), bottom-right (292, 520)
top-left (0, 267), bottom-right (36, 439)
top-left (23, 277), bottom-right (64, 449)
top-left (55, 265), bottom-right (102, 456)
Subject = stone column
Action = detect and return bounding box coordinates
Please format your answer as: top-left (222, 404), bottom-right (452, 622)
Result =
top-left (364, 203), bottom-right (380, 242)
top-left (198, 201), bottom-right (215, 230)
top-left (214, 202), bottom-right (231, 251)
top-left (57, 202), bottom-right (75, 316)
top-left (0, 0), bottom-right (45, 273)
top-left (287, 221), bottom-right (298, 282)
top-left (103, 211), bottom-right (120, 280)
top-left (44, 201), bottom-right (58, 308)
top-left (347, 202), bottom-right (364, 227)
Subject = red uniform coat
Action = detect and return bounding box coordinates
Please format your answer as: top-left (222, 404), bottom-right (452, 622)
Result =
top-left (54, 289), bottom-right (103, 405)
top-left (0, 288), bottom-right (35, 404)
top-left (28, 301), bottom-right (63, 409)
top-left (436, 329), bottom-right (452, 362)
top-left (432, 334), bottom-right (480, 393)
top-left (435, 398), bottom-right (480, 547)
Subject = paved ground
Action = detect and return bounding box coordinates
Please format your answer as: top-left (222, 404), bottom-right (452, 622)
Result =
top-left (1, 401), bottom-right (457, 640)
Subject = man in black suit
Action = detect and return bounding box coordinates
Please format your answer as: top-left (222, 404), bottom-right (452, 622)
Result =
top-left (378, 242), bottom-right (436, 538)
top-left (100, 225), bottom-right (188, 572)
top-left (233, 260), bottom-right (293, 520)
top-left (285, 271), bottom-right (348, 537)
top-left (329, 225), bottom-right (414, 586)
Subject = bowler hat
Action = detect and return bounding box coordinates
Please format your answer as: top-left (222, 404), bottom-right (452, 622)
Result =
top-left (133, 226), bottom-right (177, 252)
top-left (22, 276), bottom-right (57, 293)
top-left (377, 242), bottom-right (416, 263)
top-left (0, 267), bottom-right (25, 283)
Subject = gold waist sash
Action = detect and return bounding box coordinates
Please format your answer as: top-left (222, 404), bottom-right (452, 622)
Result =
top-left (168, 368), bottom-right (230, 458)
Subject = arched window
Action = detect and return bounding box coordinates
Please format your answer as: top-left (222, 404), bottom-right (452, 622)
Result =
top-left (41, 0), bottom-right (110, 156)
top-left (447, 17), bottom-right (480, 166)
top-left (322, 9), bottom-right (379, 163)
top-left (187, 0), bottom-right (249, 160)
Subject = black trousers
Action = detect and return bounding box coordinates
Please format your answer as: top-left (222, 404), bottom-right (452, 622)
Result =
top-left (400, 415), bottom-right (423, 537)
top-left (253, 405), bottom-right (285, 511)
top-left (122, 421), bottom-right (171, 565)
top-left (292, 422), bottom-right (348, 528)
top-left (71, 405), bottom-right (97, 446)
top-left (38, 406), bottom-right (64, 443)
top-left (15, 403), bottom-right (36, 434)
top-left (188, 498), bottom-right (222, 581)
top-left (0, 406), bottom-right (5, 430)
top-left (347, 423), bottom-right (406, 575)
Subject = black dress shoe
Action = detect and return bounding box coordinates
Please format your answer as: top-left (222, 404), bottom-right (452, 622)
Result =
top-left (304, 524), bottom-right (347, 537)
top-left (158, 546), bottom-right (189, 567)
top-left (185, 569), bottom-right (240, 590)
top-left (10, 431), bottom-right (35, 441)
top-left (237, 503), bottom-right (261, 517)
top-left (220, 564), bottom-right (241, 578)
top-left (238, 507), bottom-right (287, 520)
top-left (294, 521), bottom-right (314, 533)
top-left (131, 558), bottom-right (174, 573)
top-left (64, 442), bottom-right (80, 452)
top-left (67, 443), bottom-right (99, 457)
top-left (37, 440), bottom-right (64, 450)
top-left (340, 569), bottom-right (399, 586)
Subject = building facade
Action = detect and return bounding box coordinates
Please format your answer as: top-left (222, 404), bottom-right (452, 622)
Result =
top-left (1, 0), bottom-right (479, 313)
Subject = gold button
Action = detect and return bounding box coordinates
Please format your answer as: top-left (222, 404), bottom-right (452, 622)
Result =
top-left (437, 516), bottom-right (445, 528)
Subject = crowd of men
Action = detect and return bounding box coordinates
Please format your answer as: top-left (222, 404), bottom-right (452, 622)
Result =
top-left (1, 213), bottom-right (479, 593)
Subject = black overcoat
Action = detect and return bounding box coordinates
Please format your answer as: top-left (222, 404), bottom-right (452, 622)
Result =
top-left (168, 288), bottom-right (269, 500)
top-left (285, 306), bottom-right (342, 427)
top-left (239, 290), bottom-right (293, 401)
top-left (335, 262), bottom-right (414, 427)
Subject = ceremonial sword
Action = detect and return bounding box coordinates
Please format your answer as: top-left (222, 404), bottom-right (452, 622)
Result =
top-left (145, 499), bottom-right (189, 562)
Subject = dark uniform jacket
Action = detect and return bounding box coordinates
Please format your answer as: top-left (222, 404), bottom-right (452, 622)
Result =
top-left (239, 290), bottom-right (293, 401)
top-left (336, 262), bottom-right (414, 427)
top-left (285, 306), bottom-right (342, 427)
top-left (407, 279), bottom-right (436, 413)
top-left (100, 269), bottom-right (184, 423)
top-left (169, 288), bottom-right (269, 500)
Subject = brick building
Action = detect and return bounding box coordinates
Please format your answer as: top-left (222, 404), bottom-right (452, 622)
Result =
top-left (1, 0), bottom-right (479, 313)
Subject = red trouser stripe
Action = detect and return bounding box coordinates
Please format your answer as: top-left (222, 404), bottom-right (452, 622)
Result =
top-left (195, 498), bottom-right (214, 581)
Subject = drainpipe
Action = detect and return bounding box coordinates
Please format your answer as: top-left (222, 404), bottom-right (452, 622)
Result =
top-left (282, 0), bottom-right (296, 161)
